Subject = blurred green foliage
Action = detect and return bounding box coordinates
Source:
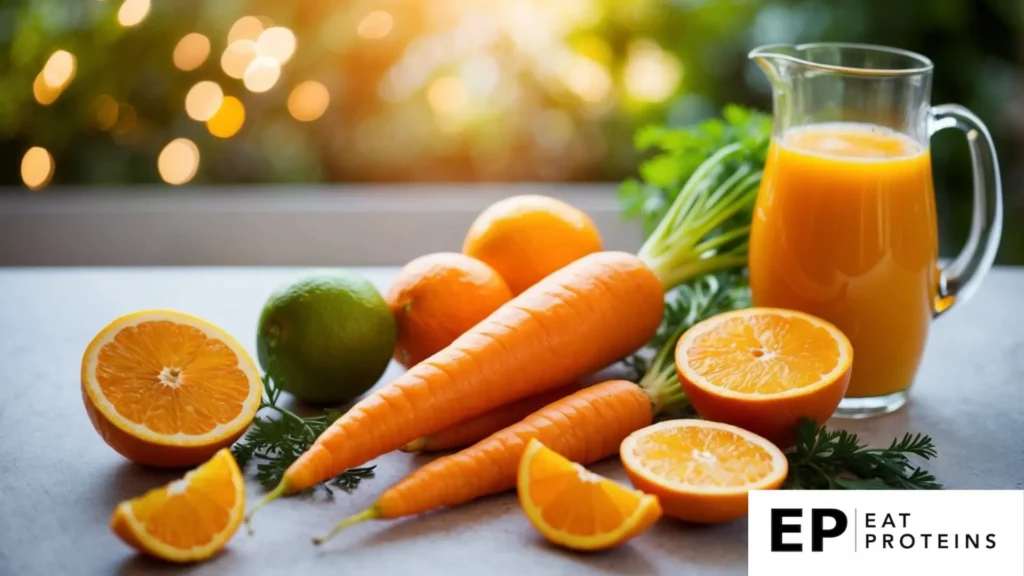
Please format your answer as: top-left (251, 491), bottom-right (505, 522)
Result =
top-left (0, 0), bottom-right (1021, 261)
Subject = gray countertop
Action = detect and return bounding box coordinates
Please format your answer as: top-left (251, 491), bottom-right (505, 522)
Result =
top-left (1, 267), bottom-right (1022, 576)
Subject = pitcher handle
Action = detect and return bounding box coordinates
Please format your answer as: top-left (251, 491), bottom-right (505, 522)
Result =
top-left (928, 104), bottom-right (1003, 317)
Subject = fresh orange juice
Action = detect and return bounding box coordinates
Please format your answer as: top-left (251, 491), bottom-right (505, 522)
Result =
top-left (749, 123), bottom-right (939, 398)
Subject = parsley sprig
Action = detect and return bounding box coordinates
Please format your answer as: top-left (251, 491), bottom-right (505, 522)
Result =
top-left (231, 368), bottom-right (374, 494)
top-left (784, 418), bottom-right (941, 490)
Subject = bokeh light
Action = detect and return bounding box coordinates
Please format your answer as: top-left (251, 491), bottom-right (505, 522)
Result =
top-left (112, 104), bottom-right (137, 135)
top-left (21, 147), bottom-right (54, 190)
top-left (157, 138), bottom-right (200, 185)
top-left (243, 57), bottom-right (281, 93)
top-left (623, 40), bottom-right (682, 103)
top-left (32, 73), bottom-right (61, 105)
top-left (173, 33), bottom-right (211, 71)
top-left (42, 50), bottom-right (76, 89)
top-left (287, 81), bottom-right (330, 122)
top-left (255, 27), bottom-right (296, 64)
top-left (532, 109), bottom-right (575, 151)
top-left (117, 0), bottom-right (151, 27)
top-left (357, 11), bottom-right (394, 40)
top-left (184, 81), bottom-right (224, 122)
top-left (93, 95), bottom-right (120, 130)
top-left (228, 16), bottom-right (264, 44)
top-left (221, 40), bottom-right (257, 79)
top-left (461, 56), bottom-right (500, 98)
top-left (562, 56), bottom-right (612, 104)
top-left (427, 76), bottom-right (467, 116)
top-left (206, 96), bottom-right (245, 138)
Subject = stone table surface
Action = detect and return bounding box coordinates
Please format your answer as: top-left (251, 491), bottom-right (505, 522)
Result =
top-left (1, 267), bottom-right (1022, 576)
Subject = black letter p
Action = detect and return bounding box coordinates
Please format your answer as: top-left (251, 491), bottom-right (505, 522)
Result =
top-left (811, 509), bottom-right (848, 552)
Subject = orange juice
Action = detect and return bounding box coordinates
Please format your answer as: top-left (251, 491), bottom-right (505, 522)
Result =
top-left (749, 123), bottom-right (939, 399)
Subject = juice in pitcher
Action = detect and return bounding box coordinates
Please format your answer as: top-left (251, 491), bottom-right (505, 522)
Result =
top-left (747, 43), bottom-right (1002, 418)
top-left (749, 123), bottom-right (939, 401)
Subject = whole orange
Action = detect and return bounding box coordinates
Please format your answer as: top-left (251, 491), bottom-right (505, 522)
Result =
top-left (386, 252), bottom-right (512, 368)
top-left (463, 195), bottom-right (603, 295)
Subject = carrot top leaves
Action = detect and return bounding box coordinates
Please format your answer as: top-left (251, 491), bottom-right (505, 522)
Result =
top-left (620, 105), bottom-right (773, 235)
top-left (622, 105), bottom-right (772, 291)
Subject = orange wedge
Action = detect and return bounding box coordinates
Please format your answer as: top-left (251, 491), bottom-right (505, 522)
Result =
top-left (81, 310), bottom-right (262, 468)
top-left (675, 307), bottom-right (853, 447)
top-left (517, 438), bottom-right (662, 551)
top-left (620, 420), bottom-right (787, 524)
top-left (111, 448), bottom-right (246, 563)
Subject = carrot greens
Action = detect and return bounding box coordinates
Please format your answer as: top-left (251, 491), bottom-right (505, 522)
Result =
top-left (622, 105), bottom-right (772, 290)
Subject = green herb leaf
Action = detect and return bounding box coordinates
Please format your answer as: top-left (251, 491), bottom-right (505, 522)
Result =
top-left (231, 370), bottom-right (375, 494)
top-left (783, 418), bottom-right (941, 490)
top-left (620, 104), bottom-right (772, 237)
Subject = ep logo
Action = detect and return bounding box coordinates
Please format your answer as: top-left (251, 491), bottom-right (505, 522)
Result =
top-left (770, 508), bottom-right (848, 552)
top-left (749, 491), bottom-right (1024, 576)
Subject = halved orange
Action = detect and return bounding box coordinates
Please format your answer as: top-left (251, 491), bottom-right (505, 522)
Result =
top-left (620, 419), bottom-right (787, 524)
top-left (675, 307), bottom-right (853, 447)
top-left (517, 438), bottom-right (662, 551)
top-left (81, 310), bottom-right (262, 468)
top-left (111, 448), bottom-right (246, 563)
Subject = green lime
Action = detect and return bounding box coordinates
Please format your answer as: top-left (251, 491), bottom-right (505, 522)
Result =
top-left (256, 272), bottom-right (396, 404)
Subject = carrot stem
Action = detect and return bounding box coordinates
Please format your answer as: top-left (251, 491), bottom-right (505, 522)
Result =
top-left (244, 479), bottom-right (290, 532)
top-left (636, 142), bottom-right (761, 291)
top-left (312, 506), bottom-right (381, 545)
top-left (638, 292), bottom-right (698, 415)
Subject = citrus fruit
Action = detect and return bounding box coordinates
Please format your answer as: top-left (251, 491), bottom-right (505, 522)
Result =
top-left (257, 272), bottom-right (396, 404)
top-left (675, 307), bottom-right (853, 447)
top-left (81, 310), bottom-right (262, 468)
top-left (110, 448), bottom-right (245, 563)
top-left (463, 195), bottom-right (603, 295)
top-left (517, 438), bottom-right (662, 551)
top-left (386, 252), bottom-right (512, 368)
top-left (620, 419), bottom-right (788, 524)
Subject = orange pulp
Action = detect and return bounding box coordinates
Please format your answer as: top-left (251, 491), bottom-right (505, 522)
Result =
top-left (749, 123), bottom-right (939, 398)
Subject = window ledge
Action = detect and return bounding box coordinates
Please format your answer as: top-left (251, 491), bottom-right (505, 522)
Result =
top-left (0, 184), bottom-right (642, 266)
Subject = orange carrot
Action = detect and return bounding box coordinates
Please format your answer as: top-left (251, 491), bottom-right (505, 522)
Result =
top-left (315, 380), bottom-right (657, 542)
top-left (399, 383), bottom-right (581, 453)
top-left (246, 251), bottom-right (664, 521)
top-left (312, 291), bottom-right (695, 543)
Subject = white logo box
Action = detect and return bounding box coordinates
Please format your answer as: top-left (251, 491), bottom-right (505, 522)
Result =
top-left (748, 490), bottom-right (1024, 576)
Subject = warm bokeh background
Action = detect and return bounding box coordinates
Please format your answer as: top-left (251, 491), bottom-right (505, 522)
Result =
top-left (1, 0), bottom-right (1022, 260)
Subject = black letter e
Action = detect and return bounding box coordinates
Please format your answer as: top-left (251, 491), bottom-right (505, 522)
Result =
top-left (771, 509), bottom-right (802, 552)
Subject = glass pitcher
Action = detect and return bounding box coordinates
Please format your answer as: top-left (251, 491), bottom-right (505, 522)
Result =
top-left (747, 43), bottom-right (1002, 418)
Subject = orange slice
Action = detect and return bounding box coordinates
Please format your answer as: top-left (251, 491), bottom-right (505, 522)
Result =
top-left (81, 310), bottom-right (262, 468)
top-left (620, 419), bottom-right (787, 524)
top-left (111, 448), bottom-right (246, 563)
top-left (675, 307), bottom-right (853, 447)
top-left (517, 438), bottom-right (662, 551)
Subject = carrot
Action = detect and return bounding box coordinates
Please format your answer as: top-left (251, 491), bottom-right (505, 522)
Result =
top-left (311, 276), bottom-right (724, 543)
top-left (313, 379), bottom-right (676, 543)
top-left (399, 383), bottom-right (581, 453)
top-left (245, 251), bottom-right (664, 522)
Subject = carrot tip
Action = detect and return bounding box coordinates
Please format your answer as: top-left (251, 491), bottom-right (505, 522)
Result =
top-left (244, 479), bottom-right (290, 533)
top-left (312, 506), bottom-right (380, 546)
top-left (399, 437), bottom-right (426, 453)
